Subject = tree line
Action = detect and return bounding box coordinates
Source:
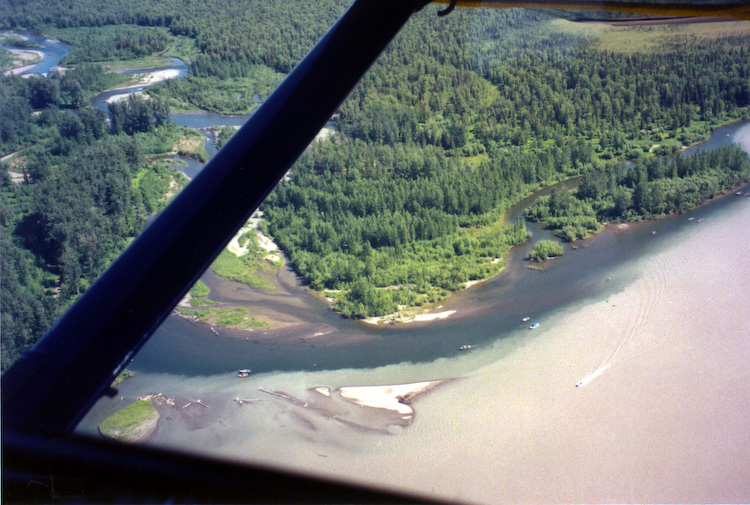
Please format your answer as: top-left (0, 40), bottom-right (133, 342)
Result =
top-left (526, 145), bottom-right (750, 240)
top-left (48, 25), bottom-right (172, 65)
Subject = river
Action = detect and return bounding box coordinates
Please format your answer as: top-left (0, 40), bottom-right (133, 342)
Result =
top-left (122, 119), bottom-right (750, 377)
top-left (1, 31), bottom-right (71, 76)
top-left (14, 30), bottom-right (750, 392)
top-left (7, 31), bottom-right (247, 129)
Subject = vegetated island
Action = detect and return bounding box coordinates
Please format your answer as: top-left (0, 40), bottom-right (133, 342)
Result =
top-left (253, 15), bottom-right (750, 323)
top-left (98, 399), bottom-right (160, 443)
top-left (527, 240), bottom-right (564, 263)
top-left (175, 279), bottom-right (270, 331)
top-left (525, 145), bottom-right (750, 241)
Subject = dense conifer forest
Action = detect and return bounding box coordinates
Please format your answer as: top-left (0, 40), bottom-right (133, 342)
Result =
top-left (1, 0), bottom-right (749, 364)
top-left (0, 75), bottom-right (188, 367)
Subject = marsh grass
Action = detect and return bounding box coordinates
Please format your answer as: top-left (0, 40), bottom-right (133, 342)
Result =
top-left (98, 399), bottom-right (158, 442)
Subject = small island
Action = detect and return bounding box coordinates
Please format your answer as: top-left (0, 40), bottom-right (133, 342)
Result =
top-left (527, 240), bottom-right (564, 262)
top-left (99, 399), bottom-right (160, 443)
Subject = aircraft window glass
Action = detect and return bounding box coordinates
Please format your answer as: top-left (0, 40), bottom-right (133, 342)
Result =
top-left (2, 1), bottom-right (749, 502)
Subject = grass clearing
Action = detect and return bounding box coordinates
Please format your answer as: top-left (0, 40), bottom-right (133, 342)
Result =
top-left (211, 250), bottom-right (274, 290)
top-left (98, 399), bottom-right (159, 443)
top-left (545, 19), bottom-right (750, 54)
top-left (176, 306), bottom-right (269, 330)
top-left (189, 297), bottom-right (220, 307)
top-left (190, 281), bottom-right (209, 297)
top-left (591, 20), bottom-right (750, 53)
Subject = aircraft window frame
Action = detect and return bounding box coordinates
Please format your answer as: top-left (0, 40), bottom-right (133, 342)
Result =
top-left (3, 0), bottom-right (749, 502)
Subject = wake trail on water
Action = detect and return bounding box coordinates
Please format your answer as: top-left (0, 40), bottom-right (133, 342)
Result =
top-left (576, 251), bottom-right (673, 387)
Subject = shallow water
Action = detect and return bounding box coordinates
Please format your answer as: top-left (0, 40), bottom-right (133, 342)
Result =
top-left (78, 186), bottom-right (749, 502)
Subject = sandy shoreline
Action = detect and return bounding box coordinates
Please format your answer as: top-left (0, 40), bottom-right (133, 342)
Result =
top-left (116, 68), bottom-right (180, 88)
top-left (1, 49), bottom-right (45, 76)
top-left (136, 68), bottom-right (181, 85)
top-left (103, 70), bottom-right (179, 102)
top-left (339, 381), bottom-right (447, 416)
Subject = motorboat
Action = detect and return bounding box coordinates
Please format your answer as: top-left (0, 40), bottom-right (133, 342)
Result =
top-left (529, 323), bottom-right (539, 329)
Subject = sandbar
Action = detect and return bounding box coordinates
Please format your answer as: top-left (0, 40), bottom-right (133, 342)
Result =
top-left (1, 49), bottom-right (44, 75)
top-left (362, 308), bottom-right (457, 325)
top-left (106, 91), bottom-right (145, 104)
top-left (138, 68), bottom-right (180, 85)
top-left (339, 380), bottom-right (447, 416)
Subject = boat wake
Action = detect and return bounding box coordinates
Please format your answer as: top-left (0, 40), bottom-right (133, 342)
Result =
top-left (576, 251), bottom-right (673, 388)
top-left (575, 363), bottom-right (610, 387)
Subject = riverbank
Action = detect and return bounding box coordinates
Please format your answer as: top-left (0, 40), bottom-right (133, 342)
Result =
top-left (169, 177), bottom-right (746, 338)
top-left (1, 49), bottom-right (44, 75)
top-left (102, 68), bottom-right (183, 100)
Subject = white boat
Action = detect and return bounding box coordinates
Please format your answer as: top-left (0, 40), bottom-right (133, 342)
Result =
top-left (522, 316), bottom-right (530, 322)
top-left (238, 369), bottom-right (252, 378)
top-left (459, 344), bottom-right (473, 351)
top-left (529, 323), bottom-right (539, 329)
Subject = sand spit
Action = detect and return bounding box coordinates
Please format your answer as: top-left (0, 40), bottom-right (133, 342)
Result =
top-left (413, 310), bottom-right (455, 322)
top-left (338, 381), bottom-right (447, 417)
top-left (138, 68), bottom-right (180, 85)
top-left (106, 91), bottom-right (145, 104)
top-left (362, 308), bottom-right (457, 325)
top-left (254, 379), bottom-right (450, 432)
top-left (103, 68), bottom-right (182, 97)
top-left (1, 49), bottom-right (44, 76)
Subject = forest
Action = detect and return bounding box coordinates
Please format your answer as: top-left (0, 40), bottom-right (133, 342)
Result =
top-left (526, 144), bottom-right (750, 240)
top-left (1, 0), bottom-right (749, 362)
top-left (0, 72), bottom-right (189, 367)
top-left (261, 10), bottom-right (749, 317)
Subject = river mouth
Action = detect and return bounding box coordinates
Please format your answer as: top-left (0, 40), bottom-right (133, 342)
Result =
top-left (14, 38), bottom-right (750, 377)
top-left (78, 167), bottom-right (750, 505)
top-left (130, 119), bottom-right (750, 377)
